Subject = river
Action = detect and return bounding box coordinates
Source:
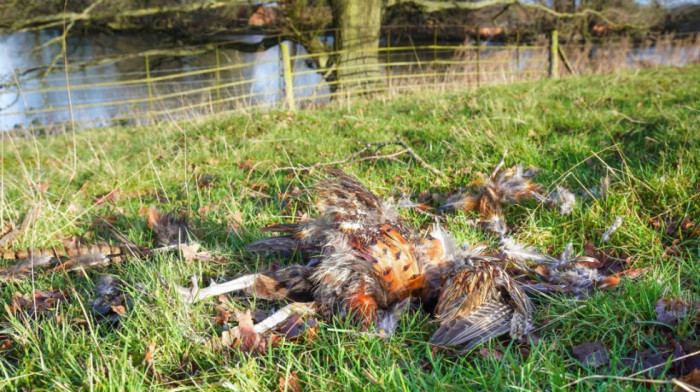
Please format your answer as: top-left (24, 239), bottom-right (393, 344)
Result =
top-left (1, 30), bottom-right (697, 131)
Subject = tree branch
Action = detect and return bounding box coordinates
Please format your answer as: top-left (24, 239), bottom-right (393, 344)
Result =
top-left (2, 0), bottom-right (256, 32)
top-left (384, 0), bottom-right (641, 29)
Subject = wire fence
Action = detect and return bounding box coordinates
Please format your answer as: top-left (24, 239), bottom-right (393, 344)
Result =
top-left (1, 28), bottom-right (698, 133)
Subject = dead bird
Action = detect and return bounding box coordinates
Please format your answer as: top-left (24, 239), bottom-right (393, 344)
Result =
top-left (175, 168), bottom-right (445, 335)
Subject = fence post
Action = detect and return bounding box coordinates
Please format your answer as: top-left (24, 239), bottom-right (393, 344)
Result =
top-left (386, 29), bottom-right (392, 93)
top-left (280, 42), bottom-right (296, 111)
top-left (214, 44), bottom-right (221, 108)
top-left (549, 29), bottom-right (559, 79)
top-left (516, 28), bottom-right (521, 71)
top-left (145, 54), bottom-right (155, 120)
top-left (476, 28), bottom-right (481, 88)
top-left (433, 25), bottom-right (438, 64)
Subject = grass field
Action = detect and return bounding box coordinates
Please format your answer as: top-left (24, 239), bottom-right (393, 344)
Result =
top-left (1, 66), bottom-right (698, 391)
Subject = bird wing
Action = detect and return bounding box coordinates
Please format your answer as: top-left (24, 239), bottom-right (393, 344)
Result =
top-left (431, 263), bottom-right (515, 351)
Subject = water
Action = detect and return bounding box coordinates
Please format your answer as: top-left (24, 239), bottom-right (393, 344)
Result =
top-left (0, 31), bottom-right (328, 130)
top-left (1, 31), bottom-right (697, 131)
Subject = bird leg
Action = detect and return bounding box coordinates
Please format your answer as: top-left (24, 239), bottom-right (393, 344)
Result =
top-left (168, 273), bottom-right (295, 304)
top-left (253, 302), bottom-right (316, 335)
top-left (169, 273), bottom-right (261, 304)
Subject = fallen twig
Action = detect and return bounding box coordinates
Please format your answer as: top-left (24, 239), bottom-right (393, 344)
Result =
top-left (382, 138), bottom-right (449, 182)
top-left (273, 138), bottom-right (448, 182)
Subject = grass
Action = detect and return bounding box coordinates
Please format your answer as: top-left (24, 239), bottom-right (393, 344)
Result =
top-left (1, 65), bottom-right (698, 391)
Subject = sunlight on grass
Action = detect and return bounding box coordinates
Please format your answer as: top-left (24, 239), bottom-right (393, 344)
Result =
top-left (1, 66), bottom-right (698, 391)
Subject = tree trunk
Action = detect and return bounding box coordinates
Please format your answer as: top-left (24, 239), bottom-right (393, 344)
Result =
top-left (329, 0), bottom-right (383, 94)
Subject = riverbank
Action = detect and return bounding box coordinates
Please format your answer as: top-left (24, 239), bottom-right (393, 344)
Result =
top-left (1, 66), bottom-right (698, 390)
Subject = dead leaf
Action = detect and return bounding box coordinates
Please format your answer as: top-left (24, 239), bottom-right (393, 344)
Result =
top-left (279, 370), bottom-right (301, 392)
top-left (0, 334), bottom-right (12, 351)
top-left (656, 297), bottom-right (699, 326)
top-left (179, 243), bottom-right (224, 264)
top-left (278, 313), bottom-right (319, 342)
top-left (680, 369), bottom-right (700, 388)
top-left (10, 289), bottom-right (69, 317)
top-left (213, 307), bottom-right (231, 326)
top-left (93, 189), bottom-right (122, 205)
top-left (35, 182), bottom-right (50, 193)
top-left (151, 209), bottom-right (195, 246)
top-left (142, 343), bottom-right (156, 366)
top-left (572, 341), bottom-right (609, 368)
top-left (62, 235), bottom-right (82, 249)
top-left (680, 217), bottom-right (694, 231)
top-left (533, 265), bottom-right (549, 277)
top-left (238, 160), bottom-right (253, 170)
top-left (88, 275), bottom-right (132, 324)
top-left (479, 348), bottom-right (504, 361)
top-left (146, 207), bottom-right (159, 229)
top-left (619, 348), bottom-right (670, 377)
top-left (111, 305), bottom-right (127, 316)
top-left (232, 309), bottom-right (267, 355)
top-left (228, 211), bottom-right (243, 232)
top-left (615, 267), bottom-right (649, 280)
top-left (197, 174), bottom-right (214, 189)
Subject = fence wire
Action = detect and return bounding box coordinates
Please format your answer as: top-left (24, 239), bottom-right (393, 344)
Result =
top-left (1, 29), bottom-right (698, 132)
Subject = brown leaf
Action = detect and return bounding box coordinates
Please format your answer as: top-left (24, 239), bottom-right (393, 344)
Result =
top-left (278, 314), bottom-right (319, 341)
top-left (228, 211), bottom-right (244, 231)
top-left (572, 341), bottom-right (609, 368)
top-left (533, 265), bottom-right (549, 277)
top-left (583, 242), bottom-right (631, 274)
top-left (110, 305), bottom-right (127, 316)
top-left (656, 297), bottom-right (699, 326)
top-left (0, 335), bottom-right (12, 351)
top-left (88, 275), bottom-right (132, 324)
top-left (35, 182), bottom-right (50, 193)
top-left (62, 235), bottom-right (82, 249)
top-left (143, 342), bottom-right (156, 365)
top-left (11, 289), bottom-right (69, 317)
top-left (179, 243), bottom-right (217, 263)
top-left (197, 174), bottom-right (214, 189)
top-left (615, 267), bottom-right (649, 280)
top-left (146, 207), bottom-right (159, 229)
top-left (232, 309), bottom-right (266, 355)
top-left (619, 348), bottom-right (670, 377)
top-left (238, 160), bottom-right (253, 170)
top-left (93, 189), bottom-right (122, 205)
top-left (680, 217), bottom-right (694, 231)
top-left (680, 369), bottom-right (700, 388)
top-left (279, 370), bottom-right (301, 392)
top-left (479, 348), bottom-right (504, 361)
top-left (213, 307), bottom-right (231, 326)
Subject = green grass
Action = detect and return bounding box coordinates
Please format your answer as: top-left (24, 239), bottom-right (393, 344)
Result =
top-left (1, 66), bottom-right (698, 391)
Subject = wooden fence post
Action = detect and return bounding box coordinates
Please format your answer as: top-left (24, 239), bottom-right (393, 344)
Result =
top-left (476, 28), bottom-right (481, 87)
top-left (516, 28), bottom-right (521, 71)
top-left (549, 29), bottom-right (559, 79)
top-left (433, 25), bottom-right (438, 64)
top-left (145, 54), bottom-right (155, 120)
top-left (280, 42), bottom-right (296, 111)
top-left (386, 29), bottom-right (392, 93)
top-left (214, 44), bottom-right (221, 108)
